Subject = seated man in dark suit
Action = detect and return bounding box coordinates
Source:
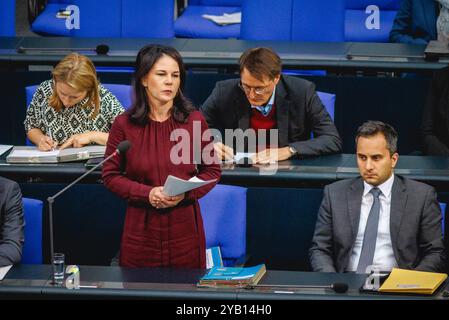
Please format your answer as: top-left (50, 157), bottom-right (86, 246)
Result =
top-left (200, 47), bottom-right (342, 164)
top-left (389, 0), bottom-right (438, 44)
top-left (310, 121), bottom-right (446, 273)
top-left (0, 177), bottom-right (24, 266)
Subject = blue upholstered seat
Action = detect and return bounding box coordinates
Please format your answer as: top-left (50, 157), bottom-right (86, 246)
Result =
top-left (22, 198), bottom-right (43, 264)
top-left (32, 0), bottom-right (174, 38)
top-left (199, 184), bottom-right (247, 266)
top-left (0, 0), bottom-right (15, 36)
top-left (175, 0), bottom-right (242, 39)
top-left (345, 0), bottom-right (401, 42)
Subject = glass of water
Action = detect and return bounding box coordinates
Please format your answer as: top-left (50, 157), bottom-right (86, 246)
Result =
top-left (53, 253), bottom-right (65, 283)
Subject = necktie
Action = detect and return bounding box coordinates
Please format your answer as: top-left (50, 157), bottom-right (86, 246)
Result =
top-left (356, 187), bottom-right (382, 274)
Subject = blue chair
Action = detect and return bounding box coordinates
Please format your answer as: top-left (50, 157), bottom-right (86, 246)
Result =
top-left (31, 0), bottom-right (73, 36)
top-left (240, 0), bottom-right (292, 40)
top-left (241, 0), bottom-right (344, 42)
top-left (345, 0), bottom-right (401, 42)
top-left (175, 0), bottom-right (241, 39)
top-left (22, 198), bottom-right (43, 264)
top-left (198, 184), bottom-right (247, 266)
top-left (101, 84), bottom-right (133, 110)
top-left (317, 91), bottom-right (335, 121)
top-left (32, 0), bottom-right (175, 38)
top-left (291, 0), bottom-right (345, 42)
top-left (0, 0), bottom-right (15, 36)
top-left (25, 83), bottom-right (132, 145)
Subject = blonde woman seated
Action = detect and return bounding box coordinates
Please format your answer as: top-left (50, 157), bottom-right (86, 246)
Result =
top-left (24, 53), bottom-right (125, 151)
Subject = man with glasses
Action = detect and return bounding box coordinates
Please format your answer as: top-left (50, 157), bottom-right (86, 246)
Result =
top-left (200, 47), bottom-right (342, 163)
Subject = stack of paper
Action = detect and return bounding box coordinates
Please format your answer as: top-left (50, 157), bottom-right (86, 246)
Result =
top-left (197, 264), bottom-right (266, 288)
top-left (6, 145), bottom-right (106, 163)
top-left (202, 12), bottom-right (241, 26)
top-left (379, 268), bottom-right (448, 295)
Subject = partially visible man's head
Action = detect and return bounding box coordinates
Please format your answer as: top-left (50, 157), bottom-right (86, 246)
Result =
top-left (355, 121), bottom-right (399, 186)
top-left (238, 47), bottom-right (281, 106)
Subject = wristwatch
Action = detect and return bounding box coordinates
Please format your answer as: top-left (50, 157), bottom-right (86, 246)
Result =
top-left (288, 145), bottom-right (298, 157)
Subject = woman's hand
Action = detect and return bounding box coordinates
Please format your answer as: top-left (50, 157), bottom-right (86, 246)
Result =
top-left (59, 132), bottom-right (93, 150)
top-left (149, 187), bottom-right (185, 209)
top-left (37, 135), bottom-right (58, 151)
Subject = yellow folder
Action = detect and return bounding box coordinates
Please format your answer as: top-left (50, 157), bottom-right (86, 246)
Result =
top-left (379, 268), bottom-right (448, 295)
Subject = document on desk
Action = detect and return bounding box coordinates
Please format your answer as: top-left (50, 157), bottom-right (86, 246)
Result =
top-left (0, 145), bottom-right (13, 157)
top-left (163, 175), bottom-right (217, 196)
top-left (202, 12), bottom-right (241, 25)
top-left (379, 268), bottom-right (448, 295)
top-left (0, 265), bottom-right (12, 281)
top-left (223, 152), bottom-right (255, 164)
top-left (6, 145), bottom-right (105, 163)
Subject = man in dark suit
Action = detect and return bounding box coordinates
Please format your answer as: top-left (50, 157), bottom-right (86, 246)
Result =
top-left (0, 177), bottom-right (24, 266)
top-left (310, 121), bottom-right (446, 273)
top-left (389, 0), bottom-right (438, 44)
top-left (200, 47), bottom-right (342, 164)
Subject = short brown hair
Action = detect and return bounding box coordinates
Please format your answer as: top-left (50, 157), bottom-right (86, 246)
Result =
top-left (50, 53), bottom-right (100, 118)
top-left (239, 47), bottom-right (282, 81)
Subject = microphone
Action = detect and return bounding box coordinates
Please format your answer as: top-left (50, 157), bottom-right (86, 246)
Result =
top-left (250, 282), bottom-right (349, 294)
top-left (17, 44), bottom-right (110, 55)
top-left (47, 140), bottom-right (130, 284)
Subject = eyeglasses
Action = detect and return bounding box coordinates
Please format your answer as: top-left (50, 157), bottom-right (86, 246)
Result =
top-left (238, 81), bottom-right (273, 95)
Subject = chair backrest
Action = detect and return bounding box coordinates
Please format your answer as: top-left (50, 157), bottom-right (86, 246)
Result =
top-left (316, 91), bottom-right (335, 120)
top-left (240, 0), bottom-right (293, 40)
top-left (121, 0), bottom-right (175, 38)
top-left (199, 184), bottom-right (247, 266)
top-left (0, 0), bottom-right (15, 37)
top-left (22, 198), bottom-right (43, 264)
top-left (101, 84), bottom-right (133, 110)
top-left (33, 0), bottom-right (175, 38)
top-left (189, 0), bottom-right (242, 5)
top-left (241, 0), bottom-right (345, 42)
top-left (291, 0), bottom-right (345, 42)
top-left (345, 0), bottom-right (401, 42)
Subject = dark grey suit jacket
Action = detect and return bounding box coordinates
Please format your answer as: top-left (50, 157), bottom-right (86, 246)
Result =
top-left (200, 75), bottom-right (342, 156)
top-left (0, 177), bottom-right (24, 266)
top-left (309, 175), bottom-right (446, 273)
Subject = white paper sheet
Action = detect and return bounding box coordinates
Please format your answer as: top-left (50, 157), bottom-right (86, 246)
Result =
top-left (163, 175), bottom-right (216, 196)
top-left (0, 265), bottom-right (12, 281)
top-left (0, 145), bottom-right (13, 157)
top-left (202, 12), bottom-right (241, 25)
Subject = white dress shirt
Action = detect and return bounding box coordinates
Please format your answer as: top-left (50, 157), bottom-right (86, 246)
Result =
top-left (347, 174), bottom-right (398, 272)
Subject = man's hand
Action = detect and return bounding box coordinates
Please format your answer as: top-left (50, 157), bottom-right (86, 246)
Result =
top-left (59, 132), bottom-right (94, 150)
top-left (252, 147), bottom-right (294, 164)
top-left (37, 135), bottom-right (58, 151)
top-left (213, 142), bottom-right (234, 161)
top-left (149, 186), bottom-right (185, 209)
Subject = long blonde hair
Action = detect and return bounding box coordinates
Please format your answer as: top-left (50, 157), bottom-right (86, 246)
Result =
top-left (49, 53), bottom-right (100, 118)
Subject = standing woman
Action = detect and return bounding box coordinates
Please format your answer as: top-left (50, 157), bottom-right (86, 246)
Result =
top-left (102, 45), bottom-right (221, 268)
top-left (24, 53), bottom-right (124, 151)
